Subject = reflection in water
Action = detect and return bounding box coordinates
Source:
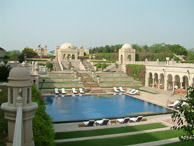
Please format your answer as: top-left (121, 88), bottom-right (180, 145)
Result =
top-left (45, 95), bottom-right (171, 122)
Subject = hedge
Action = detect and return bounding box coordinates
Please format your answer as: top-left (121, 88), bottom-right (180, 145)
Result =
top-left (126, 64), bottom-right (145, 85)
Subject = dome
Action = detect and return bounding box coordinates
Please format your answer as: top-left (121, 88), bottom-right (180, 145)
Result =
top-left (122, 43), bottom-right (132, 49)
top-left (60, 43), bottom-right (76, 50)
top-left (8, 64), bottom-right (31, 80)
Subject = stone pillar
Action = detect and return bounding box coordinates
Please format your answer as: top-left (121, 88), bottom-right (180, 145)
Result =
top-left (158, 78), bottom-right (160, 89)
top-left (180, 77), bottom-right (183, 89)
top-left (145, 72), bottom-right (149, 87)
top-left (152, 77), bottom-right (155, 88)
top-left (172, 80), bottom-right (175, 91)
top-left (1, 65), bottom-right (38, 146)
top-left (180, 82), bottom-right (183, 89)
top-left (164, 79), bottom-right (168, 91)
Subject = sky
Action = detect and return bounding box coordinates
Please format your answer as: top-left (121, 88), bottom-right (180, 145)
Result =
top-left (1, 0), bottom-right (194, 52)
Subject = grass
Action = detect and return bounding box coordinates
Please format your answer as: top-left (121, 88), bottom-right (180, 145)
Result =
top-left (40, 87), bottom-right (83, 89)
top-left (162, 141), bottom-right (194, 146)
top-left (55, 123), bottom-right (166, 140)
top-left (56, 130), bottom-right (185, 146)
top-left (39, 82), bottom-right (79, 84)
top-left (40, 76), bottom-right (74, 78)
top-left (128, 86), bottom-right (157, 94)
top-left (100, 81), bottom-right (133, 83)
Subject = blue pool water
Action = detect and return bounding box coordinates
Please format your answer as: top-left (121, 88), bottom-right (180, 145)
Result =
top-left (45, 94), bottom-right (171, 122)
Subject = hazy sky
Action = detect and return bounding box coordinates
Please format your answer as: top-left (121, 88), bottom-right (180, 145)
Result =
top-left (1, 0), bottom-right (194, 52)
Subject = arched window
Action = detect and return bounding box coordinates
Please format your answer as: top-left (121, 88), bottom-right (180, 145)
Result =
top-left (121, 55), bottom-right (123, 63)
top-left (63, 54), bottom-right (66, 59)
top-left (72, 54), bottom-right (75, 60)
top-left (128, 55), bottom-right (131, 61)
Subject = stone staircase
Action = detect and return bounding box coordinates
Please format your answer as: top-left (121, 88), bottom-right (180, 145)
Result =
top-left (82, 60), bottom-right (95, 71)
top-left (79, 73), bottom-right (99, 88)
top-left (53, 61), bottom-right (61, 71)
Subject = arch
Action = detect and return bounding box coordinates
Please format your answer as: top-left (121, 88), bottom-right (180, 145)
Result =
top-left (121, 55), bottom-right (123, 63)
top-left (63, 54), bottom-right (66, 60)
top-left (72, 54), bottom-right (75, 60)
top-left (127, 55), bottom-right (131, 61)
top-left (148, 72), bottom-right (153, 87)
top-left (182, 76), bottom-right (189, 89)
top-left (154, 73), bottom-right (159, 88)
top-left (160, 73), bottom-right (164, 89)
top-left (174, 75), bottom-right (180, 89)
top-left (67, 54), bottom-right (71, 61)
top-left (167, 74), bottom-right (173, 90)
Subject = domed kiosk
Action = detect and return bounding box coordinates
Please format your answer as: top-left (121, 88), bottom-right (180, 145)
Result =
top-left (55, 43), bottom-right (89, 70)
top-left (1, 65), bottom-right (38, 146)
top-left (119, 43), bottom-right (136, 64)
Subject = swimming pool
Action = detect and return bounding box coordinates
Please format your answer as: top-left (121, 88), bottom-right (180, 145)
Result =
top-left (45, 94), bottom-right (171, 122)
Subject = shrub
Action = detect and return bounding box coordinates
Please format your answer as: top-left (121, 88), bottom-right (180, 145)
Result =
top-left (0, 86), bottom-right (8, 146)
top-left (126, 64), bottom-right (145, 85)
top-left (32, 86), bottom-right (55, 146)
top-left (46, 62), bottom-right (53, 70)
top-left (171, 86), bottom-right (194, 141)
top-left (101, 63), bottom-right (107, 70)
top-left (95, 63), bottom-right (101, 69)
top-left (0, 64), bottom-right (11, 81)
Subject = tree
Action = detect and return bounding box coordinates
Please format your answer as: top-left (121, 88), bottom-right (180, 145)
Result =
top-left (22, 47), bottom-right (37, 57)
top-left (32, 86), bottom-right (55, 146)
top-left (171, 86), bottom-right (194, 141)
top-left (0, 64), bottom-right (11, 81)
top-left (167, 44), bottom-right (188, 56)
top-left (46, 62), bottom-right (53, 71)
top-left (5, 50), bottom-right (21, 61)
top-left (49, 50), bottom-right (55, 56)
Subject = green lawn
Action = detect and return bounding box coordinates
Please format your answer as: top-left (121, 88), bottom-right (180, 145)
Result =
top-left (55, 123), bottom-right (166, 140)
top-left (39, 82), bottom-right (79, 84)
top-left (100, 81), bottom-right (133, 83)
top-left (40, 87), bottom-right (83, 89)
top-left (162, 141), bottom-right (194, 146)
top-left (56, 130), bottom-right (185, 146)
top-left (40, 76), bottom-right (74, 79)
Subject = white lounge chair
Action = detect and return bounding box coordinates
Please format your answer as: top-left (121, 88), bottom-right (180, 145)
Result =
top-left (113, 87), bottom-right (120, 93)
top-left (119, 87), bottom-right (125, 92)
top-left (72, 88), bottom-right (78, 94)
top-left (117, 117), bottom-right (130, 124)
top-left (61, 88), bottom-right (66, 94)
top-left (130, 90), bottom-right (139, 95)
top-left (167, 100), bottom-right (180, 108)
top-left (95, 119), bottom-right (109, 126)
top-left (130, 116), bottom-right (143, 122)
top-left (55, 88), bottom-right (59, 94)
top-left (126, 89), bottom-right (136, 94)
top-left (79, 88), bottom-right (84, 94)
top-left (79, 120), bottom-right (95, 127)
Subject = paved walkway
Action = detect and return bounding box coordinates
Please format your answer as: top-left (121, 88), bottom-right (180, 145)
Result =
top-left (54, 114), bottom-right (176, 132)
top-left (128, 138), bottom-right (180, 146)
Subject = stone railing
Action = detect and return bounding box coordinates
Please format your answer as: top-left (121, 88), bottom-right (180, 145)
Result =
top-left (13, 91), bottom-right (23, 146)
top-left (13, 106), bottom-right (22, 146)
top-left (58, 59), bottom-right (63, 71)
top-left (126, 60), bottom-right (194, 68)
